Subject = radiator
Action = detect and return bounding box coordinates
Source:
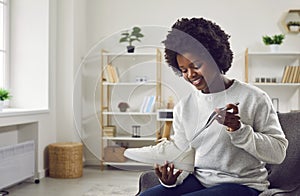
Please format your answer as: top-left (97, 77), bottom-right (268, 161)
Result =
top-left (0, 140), bottom-right (35, 190)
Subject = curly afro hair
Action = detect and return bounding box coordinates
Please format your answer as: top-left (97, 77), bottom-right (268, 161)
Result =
top-left (162, 17), bottom-right (233, 76)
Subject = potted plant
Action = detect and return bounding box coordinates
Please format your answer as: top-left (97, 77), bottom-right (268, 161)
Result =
top-left (262, 34), bottom-right (285, 52)
top-left (287, 21), bottom-right (300, 32)
top-left (118, 102), bottom-right (129, 112)
top-left (0, 88), bottom-right (12, 111)
top-left (119, 26), bottom-right (144, 53)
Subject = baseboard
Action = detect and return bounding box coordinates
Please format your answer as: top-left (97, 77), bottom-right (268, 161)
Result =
top-left (38, 169), bottom-right (46, 179)
top-left (84, 159), bottom-right (101, 166)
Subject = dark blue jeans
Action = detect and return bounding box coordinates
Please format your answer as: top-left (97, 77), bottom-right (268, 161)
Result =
top-left (140, 174), bottom-right (261, 196)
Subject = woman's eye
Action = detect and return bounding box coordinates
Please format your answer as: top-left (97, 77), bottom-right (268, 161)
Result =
top-left (194, 63), bottom-right (203, 69)
top-left (181, 69), bottom-right (187, 73)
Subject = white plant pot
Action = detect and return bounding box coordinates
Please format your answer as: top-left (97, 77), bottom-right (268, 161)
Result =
top-left (289, 25), bottom-right (300, 32)
top-left (269, 44), bottom-right (280, 52)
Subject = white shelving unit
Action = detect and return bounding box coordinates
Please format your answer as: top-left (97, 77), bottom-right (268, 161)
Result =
top-left (100, 49), bottom-right (162, 167)
top-left (245, 48), bottom-right (300, 112)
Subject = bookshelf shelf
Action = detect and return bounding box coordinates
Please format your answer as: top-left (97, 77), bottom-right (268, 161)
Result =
top-left (253, 83), bottom-right (300, 87)
top-left (247, 51), bottom-right (300, 56)
top-left (245, 48), bottom-right (300, 112)
top-left (103, 161), bottom-right (153, 167)
top-left (100, 49), bottom-right (162, 168)
top-left (102, 112), bottom-right (157, 115)
top-left (103, 82), bottom-right (157, 86)
top-left (102, 52), bottom-right (157, 56)
top-left (102, 136), bottom-right (156, 141)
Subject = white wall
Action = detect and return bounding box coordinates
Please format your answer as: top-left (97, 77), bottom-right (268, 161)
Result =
top-left (55, 0), bottom-right (77, 142)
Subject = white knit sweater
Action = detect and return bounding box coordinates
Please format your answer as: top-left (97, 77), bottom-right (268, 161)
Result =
top-left (171, 80), bottom-right (288, 191)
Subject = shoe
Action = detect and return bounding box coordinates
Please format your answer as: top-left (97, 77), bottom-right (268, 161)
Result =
top-left (124, 138), bottom-right (195, 172)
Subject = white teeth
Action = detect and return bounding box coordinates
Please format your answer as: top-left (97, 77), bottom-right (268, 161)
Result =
top-left (192, 78), bottom-right (201, 85)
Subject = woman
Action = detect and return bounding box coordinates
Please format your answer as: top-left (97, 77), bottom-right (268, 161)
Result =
top-left (141, 17), bottom-right (288, 196)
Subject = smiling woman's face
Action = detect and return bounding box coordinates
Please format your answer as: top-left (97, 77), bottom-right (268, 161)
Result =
top-left (176, 52), bottom-right (219, 93)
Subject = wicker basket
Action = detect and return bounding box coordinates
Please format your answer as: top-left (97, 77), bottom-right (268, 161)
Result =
top-left (48, 142), bottom-right (83, 178)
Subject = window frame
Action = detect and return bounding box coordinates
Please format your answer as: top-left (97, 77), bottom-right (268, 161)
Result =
top-left (0, 0), bottom-right (9, 89)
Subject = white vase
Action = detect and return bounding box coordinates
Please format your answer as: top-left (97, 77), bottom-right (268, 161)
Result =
top-left (269, 44), bottom-right (280, 52)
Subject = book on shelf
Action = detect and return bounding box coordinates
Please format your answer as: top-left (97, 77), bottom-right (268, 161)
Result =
top-left (281, 65), bottom-right (300, 83)
top-left (110, 65), bottom-right (119, 83)
top-left (296, 66), bottom-right (300, 83)
top-left (281, 66), bottom-right (289, 83)
top-left (292, 66), bottom-right (299, 83)
top-left (103, 126), bottom-right (116, 137)
top-left (103, 133), bottom-right (115, 137)
top-left (140, 95), bottom-right (156, 113)
top-left (140, 96), bottom-right (148, 113)
top-left (104, 64), bottom-right (119, 83)
top-left (290, 66), bottom-right (297, 83)
top-left (104, 64), bottom-right (113, 82)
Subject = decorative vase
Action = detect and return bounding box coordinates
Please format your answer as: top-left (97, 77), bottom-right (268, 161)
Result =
top-left (269, 44), bottom-right (280, 52)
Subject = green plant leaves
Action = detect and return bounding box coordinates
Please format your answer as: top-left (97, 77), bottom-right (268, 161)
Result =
top-left (287, 21), bottom-right (300, 26)
top-left (0, 88), bottom-right (12, 101)
top-left (262, 34), bottom-right (285, 45)
top-left (119, 26), bottom-right (144, 46)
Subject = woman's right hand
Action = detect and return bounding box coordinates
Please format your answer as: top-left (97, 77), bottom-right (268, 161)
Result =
top-left (154, 162), bottom-right (182, 186)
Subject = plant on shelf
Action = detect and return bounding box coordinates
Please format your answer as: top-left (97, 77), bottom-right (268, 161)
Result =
top-left (262, 34), bottom-right (285, 52)
top-left (262, 34), bottom-right (285, 45)
top-left (119, 26), bottom-right (144, 53)
top-left (0, 88), bottom-right (12, 111)
top-left (287, 21), bottom-right (300, 32)
top-left (0, 88), bottom-right (12, 101)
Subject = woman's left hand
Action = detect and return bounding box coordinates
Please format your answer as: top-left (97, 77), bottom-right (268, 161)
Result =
top-left (215, 103), bottom-right (241, 132)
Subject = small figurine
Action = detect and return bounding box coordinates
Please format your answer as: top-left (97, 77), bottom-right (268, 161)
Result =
top-left (118, 102), bottom-right (129, 112)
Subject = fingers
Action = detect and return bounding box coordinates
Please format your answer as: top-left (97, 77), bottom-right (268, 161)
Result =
top-left (226, 103), bottom-right (239, 114)
top-left (154, 164), bottom-right (162, 179)
top-left (174, 169), bottom-right (183, 179)
top-left (154, 161), bottom-right (170, 180)
top-left (160, 161), bottom-right (169, 178)
top-left (154, 162), bottom-right (182, 185)
top-left (215, 103), bottom-right (241, 131)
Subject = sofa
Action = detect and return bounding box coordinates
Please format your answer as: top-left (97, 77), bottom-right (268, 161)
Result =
top-left (136, 112), bottom-right (300, 196)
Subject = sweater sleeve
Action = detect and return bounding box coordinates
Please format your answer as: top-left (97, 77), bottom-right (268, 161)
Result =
top-left (163, 100), bottom-right (193, 187)
top-left (172, 100), bottom-right (190, 150)
top-left (228, 94), bottom-right (288, 164)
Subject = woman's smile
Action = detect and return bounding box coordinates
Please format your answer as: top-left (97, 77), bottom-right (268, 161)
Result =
top-left (190, 77), bottom-right (204, 86)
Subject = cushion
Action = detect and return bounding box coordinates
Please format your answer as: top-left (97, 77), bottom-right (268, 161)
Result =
top-left (136, 170), bottom-right (159, 195)
top-left (266, 112), bottom-right (300, 189)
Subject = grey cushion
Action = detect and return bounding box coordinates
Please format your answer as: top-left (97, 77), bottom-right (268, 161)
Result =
top-left (137, 112), bottom-right (300, 196)
top-left (136, 170), bottom-right (159, 195)
top-left (262, 112), bottom-right (300, 195)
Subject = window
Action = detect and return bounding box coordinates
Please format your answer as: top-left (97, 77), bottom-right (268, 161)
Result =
top-left (0, 0), bottom-right (8, 88)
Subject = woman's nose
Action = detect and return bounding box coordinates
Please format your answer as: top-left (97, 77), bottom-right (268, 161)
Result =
top-left (187, 69), bottom-right (196, 78)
